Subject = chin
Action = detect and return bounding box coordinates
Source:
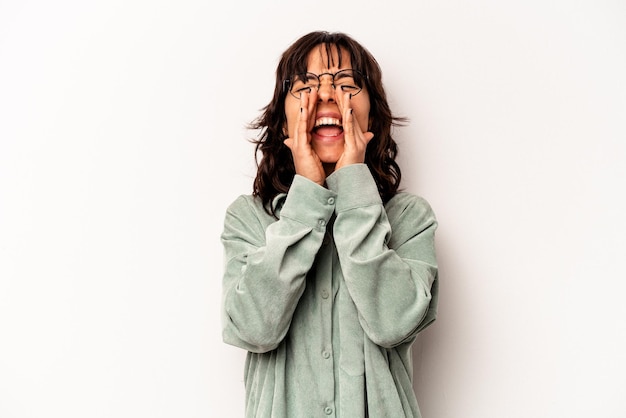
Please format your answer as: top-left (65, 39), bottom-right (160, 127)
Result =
top-left (317, 155), bottom-right (341, 165)
top-left (313, 147), bottom-right (343, 165)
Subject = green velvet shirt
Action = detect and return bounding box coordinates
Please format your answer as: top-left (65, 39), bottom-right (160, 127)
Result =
top-left (221, 164), bottom-right (438, 417)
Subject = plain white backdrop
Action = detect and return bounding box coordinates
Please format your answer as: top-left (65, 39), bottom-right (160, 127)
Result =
top-left (1, 0), bottom-right (625, 417)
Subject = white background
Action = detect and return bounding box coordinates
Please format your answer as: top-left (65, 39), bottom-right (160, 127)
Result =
top-left (1, 1), bottom-right (625, 417)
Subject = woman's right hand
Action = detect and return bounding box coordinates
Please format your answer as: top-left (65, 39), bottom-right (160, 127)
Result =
top-left (283, 91), bottom-right (326, 186)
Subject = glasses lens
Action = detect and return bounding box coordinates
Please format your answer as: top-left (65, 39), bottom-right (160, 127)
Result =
top-left (290, 73), bottom-right (318, 99)
top-left (333, 69), bottom-right (363, 96)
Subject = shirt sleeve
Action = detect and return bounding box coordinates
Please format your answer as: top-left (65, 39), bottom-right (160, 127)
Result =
top-left (326, 164), bottom-right (439, 348)
top-left (221, 175), bottom-right (337, 353)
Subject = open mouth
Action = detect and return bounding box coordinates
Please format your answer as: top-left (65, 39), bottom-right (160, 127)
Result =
top-left (313, 117), bottom-right (343, 137)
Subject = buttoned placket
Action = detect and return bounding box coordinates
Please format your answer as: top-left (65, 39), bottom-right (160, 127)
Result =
top-left (317, 197), bottom-right (336, 416)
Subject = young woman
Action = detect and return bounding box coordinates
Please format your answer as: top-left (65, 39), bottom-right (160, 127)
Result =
top-left (221, 31), bottom-right (439, 417)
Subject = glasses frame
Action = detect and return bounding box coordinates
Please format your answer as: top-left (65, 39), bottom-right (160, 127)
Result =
top-left (282, 69), bottom-right (367, 99)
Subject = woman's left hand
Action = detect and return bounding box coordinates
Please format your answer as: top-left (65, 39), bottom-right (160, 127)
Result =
top-left (335, 91), bottom-right (374, 171)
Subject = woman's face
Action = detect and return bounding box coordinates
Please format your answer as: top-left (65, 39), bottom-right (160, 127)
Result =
top-left (284, 45), bottom-right (371, 168)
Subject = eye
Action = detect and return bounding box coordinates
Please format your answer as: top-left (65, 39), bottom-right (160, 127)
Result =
top-left (293, 85), bottom-right (313, 94)
top-left (334, 70), bottom-right (362, 94)
top-left (339, 84), bottom-right (359, 92)
top-left (290, 74), bottom-right (318, 95)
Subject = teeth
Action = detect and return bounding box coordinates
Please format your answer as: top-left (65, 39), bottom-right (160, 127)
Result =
top-left (315, 117), bottom-right (341, 127)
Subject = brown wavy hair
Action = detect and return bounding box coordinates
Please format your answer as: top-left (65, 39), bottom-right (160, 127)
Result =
top-left (250, 31), bottom-right (407, 216)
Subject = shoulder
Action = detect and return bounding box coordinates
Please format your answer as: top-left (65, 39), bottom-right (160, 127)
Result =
top-left (226, 194), bottom-right (266, 218)
top-left (224, 194), bottom-right (284, 226)
top-left (222, 195), bottom-right (279, 245)
top-left (385, 192), bottom-right (437, 246)
top-left (385, 192), bottom-right (436, 223)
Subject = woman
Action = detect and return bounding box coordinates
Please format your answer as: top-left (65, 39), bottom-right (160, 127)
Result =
top-left (221, 31), bottom-right (438, 417)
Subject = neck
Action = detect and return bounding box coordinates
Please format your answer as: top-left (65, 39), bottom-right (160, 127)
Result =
top-left (323, 163), bottom-right (336, 177)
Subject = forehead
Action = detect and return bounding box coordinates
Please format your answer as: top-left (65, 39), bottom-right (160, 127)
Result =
top-left (305, 44), bottom-right (352, 72)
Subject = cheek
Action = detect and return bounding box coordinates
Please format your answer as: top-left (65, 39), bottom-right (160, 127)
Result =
top-left (358, 114), bottom-right (370, 131)
top-left (355, 105), bottom-right (371, 131)
top-left (353, 93), bottom-right (371, 131)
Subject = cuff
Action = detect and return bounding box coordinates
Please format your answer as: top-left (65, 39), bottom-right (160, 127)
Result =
top-left (325, 164), bottom-right (382, 212)
top-left (280, 175), bottom-right (337, 229)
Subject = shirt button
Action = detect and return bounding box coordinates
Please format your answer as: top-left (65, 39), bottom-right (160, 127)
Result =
top-left (321, 289), bottom-right (329, 299)
top-left (322, 350), bottom-right (331, 359)
top-left (324, 406), bottom-right (333, 415)
top-left (327, 197), bottom-right (335, 205)
top-left (318, 219), bottom-right (326, 227)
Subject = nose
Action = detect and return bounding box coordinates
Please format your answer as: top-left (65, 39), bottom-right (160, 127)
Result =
top-left (317, 77), bottom-right (336, 103)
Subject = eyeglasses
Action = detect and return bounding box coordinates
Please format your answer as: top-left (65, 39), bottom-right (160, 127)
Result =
top-left (283, 69), bottom-right (367, 99)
